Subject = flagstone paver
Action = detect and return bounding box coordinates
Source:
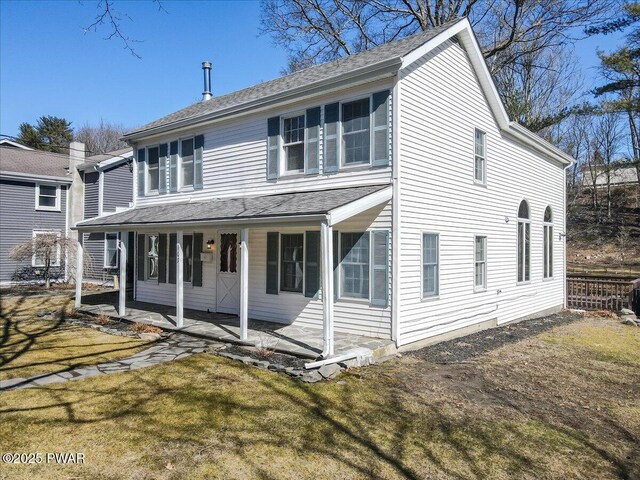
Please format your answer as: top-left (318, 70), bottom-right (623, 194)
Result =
top-left (0, 334), bottom-right (223, 391)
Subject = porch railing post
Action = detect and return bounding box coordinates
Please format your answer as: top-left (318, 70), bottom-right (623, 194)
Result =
top-left (240, 227), bottom-right (249, 341)
top-left (321, 220), bottom-right (334, 357)
top-left (75, 240), bottom-right (83, 309)
top-left (118, 231), bottom-right (127, 316)
top-left (176, 230), bottom-right (184, 328)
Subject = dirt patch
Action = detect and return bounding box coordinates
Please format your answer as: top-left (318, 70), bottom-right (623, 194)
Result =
top-left (222, 344), bottom-right (307, 369)
top-left (408, 310), bottom-right (584, 364)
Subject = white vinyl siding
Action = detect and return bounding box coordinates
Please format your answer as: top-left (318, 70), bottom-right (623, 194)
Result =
top-left (398, 38), bottom-right (565, 346)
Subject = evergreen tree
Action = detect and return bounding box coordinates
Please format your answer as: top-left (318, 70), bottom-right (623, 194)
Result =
top-left (16, 115), bottom-right (73, 153)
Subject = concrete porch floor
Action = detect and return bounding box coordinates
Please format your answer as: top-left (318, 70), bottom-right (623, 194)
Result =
top-left (79, 292), bottom-right (395, 360)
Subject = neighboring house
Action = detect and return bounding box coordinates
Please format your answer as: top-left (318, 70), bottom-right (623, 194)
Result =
top-left (77, 148), bottom-right (134, 284)
top-left (75, 19), bottom-right (573, 354)
top-left (582, 162), bottom-right (640, 187)
top-left (0, 139), bottom-right (33, 150)
top-left (0, 146), bottom-right (74, 283)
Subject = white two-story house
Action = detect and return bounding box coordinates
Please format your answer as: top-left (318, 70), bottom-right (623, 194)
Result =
top-left (75, 18), bottom-right (573, 357)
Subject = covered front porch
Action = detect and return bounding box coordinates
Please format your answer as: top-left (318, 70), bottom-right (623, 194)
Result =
top-left (79, 292), bottom-right (394, 360)
top-left (74, 185), bottom-right (394, 363)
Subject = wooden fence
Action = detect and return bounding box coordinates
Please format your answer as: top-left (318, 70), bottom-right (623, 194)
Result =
top-left (567, 275), bottom-right (640, 312)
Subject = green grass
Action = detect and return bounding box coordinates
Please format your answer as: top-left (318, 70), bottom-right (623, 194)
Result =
top-left (0, 297), bottom-right (638, 479)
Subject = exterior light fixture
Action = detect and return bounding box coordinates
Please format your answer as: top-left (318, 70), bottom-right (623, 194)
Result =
top-left (206, 239), bottom-right (216, 250)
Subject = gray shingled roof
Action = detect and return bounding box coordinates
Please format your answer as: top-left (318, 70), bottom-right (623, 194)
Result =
top-left (76, 185), bottom-right (389, 229)
top-left (125, 19), bottom-right (462, 137)
top-left (0, 146), bottom-right (71, 179)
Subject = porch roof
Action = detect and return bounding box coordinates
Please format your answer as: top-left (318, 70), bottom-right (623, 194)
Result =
top-left (75, 184), bottom-right (392, 231)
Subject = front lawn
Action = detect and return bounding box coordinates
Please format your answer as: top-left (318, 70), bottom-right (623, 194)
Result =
top-left (0, 300), bottom-right (638, 479)
top-left (0, 296), bottom-right (146, 381)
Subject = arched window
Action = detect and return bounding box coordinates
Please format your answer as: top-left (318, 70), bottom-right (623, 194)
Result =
top-left (543, 206), bottom-right (553, 278)
top-left (517, 200), bottom-right (530, 283)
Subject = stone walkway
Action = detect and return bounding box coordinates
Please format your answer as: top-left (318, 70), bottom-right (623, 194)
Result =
top-left (0, 334), bottom-right (222, 391)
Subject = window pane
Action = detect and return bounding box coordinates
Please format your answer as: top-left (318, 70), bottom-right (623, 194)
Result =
top-left (342, 98), bottom-right (370, 165)
top-left (475, 130), bottom-right (485, 157)
top-left (518, 200), bottom-right (529, 219)
top-left (475, 155), bottom-right (484, 182)
top-left (39, 196), bottom-right (56, 207)
top-left (219, 233), bottom-right (237, 273)
top-left (283, 115), bottom-right (305, 172)
top-left (106, 233), bottom-right (118, 268)
top-left (147, 235), bottom-right (159, 279)
top-left (147, 147), bottom-right (159, 191)
top-left (422, 233), bottom-right (439, 296)
top-left (285, 143), bottom-right (304, 171)
top-left (341, 232), bottom-right (370, 298)
top-left (525, 223), bottom-right (530, 281)
top-left (280, 234), bottom-right (304, 292)
top-left (40, 185), bottom-right (56, 196)
top-left (184, 235), bottom-right (193, 282)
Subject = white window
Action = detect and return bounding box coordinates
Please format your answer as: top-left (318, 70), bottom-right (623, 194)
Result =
top-left (517, 200), bottom-right (531, 283)
top-left (280, 233), bottom-right (304, 292)
top-left (342, 98), bottom-right (371, 166)
top-left (474, 129), bottom-right (486, 184)
top-left (282, 115), bottom-right (305, 172)
top-left (35, 184), bottom-right (60, 211)
top-left (340, 232), bottom-right (370, 299)
top-left (147, 234), bottom-right (159, 279)
top-left (32, 231), bottom-right (61, 267)
top-left (104, 233), bottom-right (119, 269)
top-left (543, 206), bottom-right (553, 278)
top-left (474, 236), bottom-right (487, 290)
top-left (422, 233), bottom-right (439, 297)
top-left (181, 138), bottom-right (195, 188)
top-left (146, 146), bottom-right (160, 193)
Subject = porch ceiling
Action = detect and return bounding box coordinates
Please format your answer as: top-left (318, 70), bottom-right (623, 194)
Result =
top-left (74, 184), bottom-right (392, 231)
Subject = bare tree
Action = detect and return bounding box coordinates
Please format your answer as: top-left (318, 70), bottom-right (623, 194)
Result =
top-left (9, 232), bottom-right (92, 288)
top-left (593, 113), bottom-right (624, 218)
top-left (75, 119), bottom-right (128, 155)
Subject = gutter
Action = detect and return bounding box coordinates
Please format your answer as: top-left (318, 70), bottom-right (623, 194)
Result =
top-left (123, 58), bottom-right (402, 142)
top-left (507, 122), bottom-right (573, 166)
top-left (0, 171), bottom-right (72, 184)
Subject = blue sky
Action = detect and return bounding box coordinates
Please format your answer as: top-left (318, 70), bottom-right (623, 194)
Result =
top-left (0, 1), bottom-right (623, 138)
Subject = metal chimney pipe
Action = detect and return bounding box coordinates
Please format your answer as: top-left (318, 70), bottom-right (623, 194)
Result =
top-left (202, 61), bottom-right (212, 101)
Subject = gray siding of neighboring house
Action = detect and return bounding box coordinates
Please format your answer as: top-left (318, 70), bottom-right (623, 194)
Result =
top-left (82, 232), bottom-right (118, 282)
top-left (103, 162), bottom-right (132, 213)
top-left (84, 171), bottom-right (99, 219)
top-left (0, 179), bottom-right (68, 283)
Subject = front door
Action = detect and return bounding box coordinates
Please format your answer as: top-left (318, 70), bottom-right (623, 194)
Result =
top-left (216, 231), bottom-right (240, 314)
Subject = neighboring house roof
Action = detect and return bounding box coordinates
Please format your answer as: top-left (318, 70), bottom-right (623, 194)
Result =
top-left (0, 146), bottom-right (71, 182)
top-left (78, 147), bottom-right (133, 171)
top-left (75, 184), bottom-right (390, 230)
top-left (124, 19), bottom-right (463, 139)
top-left (0, 139), bottom-right (33, 150)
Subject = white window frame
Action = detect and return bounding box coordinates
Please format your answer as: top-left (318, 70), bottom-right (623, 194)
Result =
top-left (35, 183), bottom-right (61, 211)
top-left (340, 95), bottom-right (373, 169)
top-left (31, 230), bottom-right (61, 267)
top-left (179, 136), bottom-right (196, 191)
top-left (338, 231), bottom-right (371, 301)
top-left (474, 129), bottom-right (487, 185)
top-left (517, 200), bottom-right (531, 284)
top-left (145, 145), bottom-right (161, 195)
top-left (104, 232), bottom-right (119, 269)
top-left (281, 113), bottom-right (306, 175)
top-left (474, 235), bottom-right (487, 291)
top-left (421, 232), bottom-right (440, 299)
top-left (543, 207), bottom-right (553, 279)
top-left (279, 232), bottom-right (305, 293)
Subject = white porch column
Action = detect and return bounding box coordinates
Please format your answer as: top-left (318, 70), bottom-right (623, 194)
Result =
top-left (239, 227), bottom-right (249, 341)
top-left (118, 232), bottom-right (127, 316)
top-left (176, 230), bottom-right (184, 328)
top-left (320, 220), bottom-right (334, 357)
top-left (74, 240), bottom-right (83, 309)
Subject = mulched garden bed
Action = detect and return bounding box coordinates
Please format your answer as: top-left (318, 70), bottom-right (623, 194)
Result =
top-left (408, 310), bottom-right (584, 364)
top-left (222, 344), bottom-right (308, 370)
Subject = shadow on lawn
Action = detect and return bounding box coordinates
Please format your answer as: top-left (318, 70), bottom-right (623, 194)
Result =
top-left (1, 352), bottom-right (638, 479)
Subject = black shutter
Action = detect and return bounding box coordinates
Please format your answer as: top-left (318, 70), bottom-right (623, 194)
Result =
top-left (158, 234), bottom-right (167, 283)
top-left (266, 232), bottom-right (279, 294)
top-left (324, 103), bottom-right (339, 173)
top-left (137, 233), bottom-right (145, 281)
top-left (159, 144), bottom-right (168, 194)
top-left (267, 117), bottom-right (280, 180)
top-left (193, 233), bottom-right (203, 287)
top-left (168, 233), bottom-right (177, 284)
top-left (304, 231), bottom-right (320, 297)
top-left (137, 148), bottom-right (146, 197)
top-left (333, 230), bottom-right (339, 300)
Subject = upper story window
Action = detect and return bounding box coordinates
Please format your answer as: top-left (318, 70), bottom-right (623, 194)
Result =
top-left (474, 129), bottom-right (486, 184)
top-left (147, 146), bottom-right (160, 193)
top-left (342, 98), bottom-right (371, 166)
top-left (181, 138), bottom-right (195, 188)
top-left (35, 184), bottom-right (60, 211)
top-left (517, 200), bottom-right (531, 283)
top-left (543, 206), bottom-right (553, 279)
top-left (283, 115), bottom-right (305, 173)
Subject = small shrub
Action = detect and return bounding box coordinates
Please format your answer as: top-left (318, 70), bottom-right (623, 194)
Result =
top-left (64, 308), bottom-right (83, 319)
top-left (584, 310), bottom-right (618, 319)
top-left (254, 334), bottom-right (279, 360)
top-left (131, 323), bottom-right (163, 334)
top-left (94, 313), bottom-right (112, 325)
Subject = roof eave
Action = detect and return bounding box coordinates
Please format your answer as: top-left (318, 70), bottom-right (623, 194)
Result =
top-left (0, 171), bottom-right (72, 184)
top-left (123, 58), bottom-right (402, 142)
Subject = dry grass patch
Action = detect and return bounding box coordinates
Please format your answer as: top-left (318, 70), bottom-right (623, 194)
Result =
top-left (0, 295), bottom-right (146, 380)
top-left (0, 314), bottom-right (638, 479)
top-left (131, 322), bottom-right (163, 334)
